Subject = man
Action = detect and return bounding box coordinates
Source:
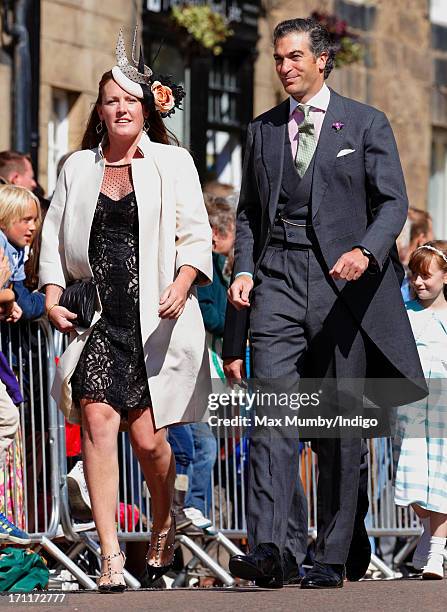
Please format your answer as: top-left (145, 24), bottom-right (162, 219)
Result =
top-left (0, 151), bottom-right (37, 190)
top-left (223, 18), bottom-right (427, 589)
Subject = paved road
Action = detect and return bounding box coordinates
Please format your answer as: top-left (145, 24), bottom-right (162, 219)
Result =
top-left (4, 579), bottom-right (447, 612)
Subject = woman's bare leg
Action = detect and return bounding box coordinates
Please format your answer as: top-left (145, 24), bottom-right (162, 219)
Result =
top-left (81, 400), bottom-right (123, 580)
top-left (430, 511), bottom-right (447, 538)
top-left (128, 408), bottom-right (176, 563)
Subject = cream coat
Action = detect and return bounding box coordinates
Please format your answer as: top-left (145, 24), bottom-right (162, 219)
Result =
top-left (39, 132), bottom-right (213, 428)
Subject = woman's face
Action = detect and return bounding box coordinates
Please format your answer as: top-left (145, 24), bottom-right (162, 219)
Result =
top-left (411, 258), bottom-right (447, 301)
top-left (97, 79), bottom-right (147, 140)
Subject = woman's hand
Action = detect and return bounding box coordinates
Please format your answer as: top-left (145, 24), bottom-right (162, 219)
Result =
top-left (48, 305), bottom-right (77, 333)
top-left (0, 248), bottom-right (11, 288)
top-left (158, 265), bottom-right (198, 320)
top-left (158, 277), bottom-right (190, 320)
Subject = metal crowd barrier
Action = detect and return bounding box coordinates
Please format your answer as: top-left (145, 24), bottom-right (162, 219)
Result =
top-left (0, 319), bottom-right (425, 589)
top-left (53, 331), bottom-right (238, 588)
top-left (0, 319), bottom-right (96, 588)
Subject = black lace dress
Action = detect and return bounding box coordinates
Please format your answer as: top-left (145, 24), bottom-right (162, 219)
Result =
top-left (71, 164), bottom-right (151, 412)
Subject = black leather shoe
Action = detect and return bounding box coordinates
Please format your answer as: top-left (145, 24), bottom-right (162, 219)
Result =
top-left (300, 562), bottom-right (344, 589)
top-left (346, 521), bottom-right (371, 581)
top-left (229, 543), bottom-right (284, 588)
top-left (282, 550), bottom-right (301, 585)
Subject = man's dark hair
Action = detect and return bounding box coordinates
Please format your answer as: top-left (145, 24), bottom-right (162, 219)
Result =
top-left (0, 150), bottom-right (31, 182)
top-left (273, 18), bottom-right (336, 79)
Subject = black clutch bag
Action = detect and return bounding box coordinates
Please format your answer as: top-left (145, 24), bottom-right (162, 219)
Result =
top-left (59, 280), bottom-right (96, 328)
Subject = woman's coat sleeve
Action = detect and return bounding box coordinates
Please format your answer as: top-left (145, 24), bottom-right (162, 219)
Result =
top-left (174, 149), bottom-right (213, 286)
top-left (38, 166), bottom-right (69, 290)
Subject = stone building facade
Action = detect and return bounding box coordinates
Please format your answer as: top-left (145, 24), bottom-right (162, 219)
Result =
top-left (0, 13), bottom-right (13, 152)
top-left (39, 0), bottom-right (141, 192)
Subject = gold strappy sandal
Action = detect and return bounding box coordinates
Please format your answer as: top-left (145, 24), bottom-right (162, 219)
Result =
top-left (145, 510), bottom-right (176, 587)
top-left (97, 550), bottom-right (127, 593)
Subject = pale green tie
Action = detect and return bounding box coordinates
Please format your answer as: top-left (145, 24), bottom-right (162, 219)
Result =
top-left (294, 104), bottom-right (317, 178)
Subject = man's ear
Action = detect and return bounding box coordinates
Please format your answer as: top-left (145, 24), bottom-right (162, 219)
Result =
top-left (8, 172), bottom-right (20, 185)
top-left (317, 51), bottom-right (328, 73)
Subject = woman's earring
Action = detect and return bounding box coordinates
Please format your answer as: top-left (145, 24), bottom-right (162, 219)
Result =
top-left (95, 120), bottom-right (104, 134)
top-left (143, 119), bottom-right (150, 133)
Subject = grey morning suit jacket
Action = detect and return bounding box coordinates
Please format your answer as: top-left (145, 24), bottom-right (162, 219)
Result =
top-left (222, 88), bottom-right (427, 407)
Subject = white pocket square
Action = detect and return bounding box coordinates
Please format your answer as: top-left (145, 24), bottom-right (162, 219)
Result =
top-left (337, 148), bottom-right (356, 158)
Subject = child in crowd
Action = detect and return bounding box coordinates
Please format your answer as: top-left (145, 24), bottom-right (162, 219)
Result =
top-left (169, 196), bottom-right (234, 533)
top-left (0, 248), bottom-right (29, 543)
top-left (0, 185), bottom-right (44, 319)
top-left (394, 240), bottom-right (447, 579)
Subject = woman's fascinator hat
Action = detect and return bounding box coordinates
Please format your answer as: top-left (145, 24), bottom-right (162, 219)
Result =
top-left (111, 27), bottom-right (185, 118)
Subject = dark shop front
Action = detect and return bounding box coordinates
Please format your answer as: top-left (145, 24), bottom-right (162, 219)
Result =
top-left (143, 1), bottom-right (260, 186)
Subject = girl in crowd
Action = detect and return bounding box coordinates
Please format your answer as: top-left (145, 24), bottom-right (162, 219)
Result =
top-left (39, 30), bottom-right (212, 591)
top-left (395, 241), bottom-right (447, 579)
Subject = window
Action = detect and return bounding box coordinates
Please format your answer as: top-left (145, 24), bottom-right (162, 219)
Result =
top-left (47, 90), bottom-right (70, 195)
top-left (206, 56), bottom-right (242, 185)
top-left (429, 130), bottom-right (447, 236)
top-left (431, 0), bottom-right (447, 26)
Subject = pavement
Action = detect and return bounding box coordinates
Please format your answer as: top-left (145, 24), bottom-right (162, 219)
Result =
top-left (3, 579), bottom-right (447, 612)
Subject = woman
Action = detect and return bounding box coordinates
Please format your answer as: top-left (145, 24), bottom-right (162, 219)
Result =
top-left (39, 30), bottom-right (212, 591)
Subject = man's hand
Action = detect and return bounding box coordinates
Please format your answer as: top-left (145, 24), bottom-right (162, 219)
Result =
top-left (48, 305), bottom-right (77, 333)
top-left (223, 358), bottom-right (245, 381)
top-left (329, 248), bottom-right (369, 281)
top-left (227, 275), bottom-right (254, 310)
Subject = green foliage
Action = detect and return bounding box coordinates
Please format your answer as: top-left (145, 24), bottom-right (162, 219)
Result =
top-left (171, 4), bottom-right (234, 56)
top-left (335, 37), bottom-right (364, 67)
top-left (311, 11), bottom-right (365, 68)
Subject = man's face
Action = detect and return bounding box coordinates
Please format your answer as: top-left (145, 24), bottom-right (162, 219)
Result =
top-left (274, 32), bottom-right (327, 101)
top-left (9, 159), bottom-right (37, 191)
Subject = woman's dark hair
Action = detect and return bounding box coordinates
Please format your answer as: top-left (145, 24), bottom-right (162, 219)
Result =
top-left (273, 18), bottom-right (336, 79)
top-left (81, 71), bottom-right (179, 150)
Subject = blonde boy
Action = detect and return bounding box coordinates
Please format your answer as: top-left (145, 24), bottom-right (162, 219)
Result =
top-left (0, 185), bottom-right (43, 321)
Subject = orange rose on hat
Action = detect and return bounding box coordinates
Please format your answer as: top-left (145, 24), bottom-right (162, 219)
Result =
top-left (151, 81), bottom-right (175, 113)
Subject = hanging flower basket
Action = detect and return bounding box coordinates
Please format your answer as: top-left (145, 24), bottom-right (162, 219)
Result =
top-left (171, 4), bottom-right (234, 56)
top-left (311, 11), bottom-right (364, 67)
